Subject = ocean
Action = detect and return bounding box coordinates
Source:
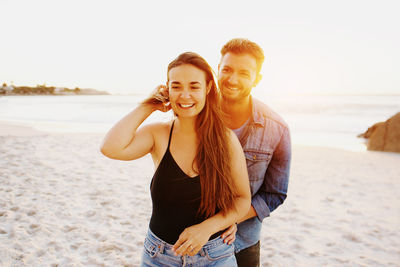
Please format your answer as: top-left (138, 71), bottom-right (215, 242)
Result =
top-left (1, 94), bottom-right (399, 151)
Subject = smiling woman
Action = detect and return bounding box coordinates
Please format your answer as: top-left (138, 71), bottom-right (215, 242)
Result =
top-left (167, 64), bottom-right (209, 118)
top-left (100, 52), bottom-right (251, 266)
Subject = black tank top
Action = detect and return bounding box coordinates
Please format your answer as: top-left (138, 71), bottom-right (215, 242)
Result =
top-left (149, 121), bottom-right (222, 244)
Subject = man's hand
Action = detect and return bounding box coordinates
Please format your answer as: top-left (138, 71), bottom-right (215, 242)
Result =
top-left (221, 223), bottom-right (237, 245)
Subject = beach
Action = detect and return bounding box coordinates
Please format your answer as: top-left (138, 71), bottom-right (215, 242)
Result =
top-left (0, 121), bottom-right (399, 266)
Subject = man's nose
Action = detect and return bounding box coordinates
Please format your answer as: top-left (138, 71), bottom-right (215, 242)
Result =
top-left (227, 73), bottom-right (239, 85)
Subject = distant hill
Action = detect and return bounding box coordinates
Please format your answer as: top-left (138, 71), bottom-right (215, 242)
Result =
top-left (0, 84), bottom-right (110, 95)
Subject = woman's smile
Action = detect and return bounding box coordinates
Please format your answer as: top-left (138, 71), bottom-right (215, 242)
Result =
top-left (178, 103), bottom-right (195, 108)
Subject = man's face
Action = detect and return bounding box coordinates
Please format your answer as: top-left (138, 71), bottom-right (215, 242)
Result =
top-left (218, 52), bottom-right (259, 103)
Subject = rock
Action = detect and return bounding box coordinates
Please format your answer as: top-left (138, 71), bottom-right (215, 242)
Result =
top-left (358, 112), bottom-right (400, 152)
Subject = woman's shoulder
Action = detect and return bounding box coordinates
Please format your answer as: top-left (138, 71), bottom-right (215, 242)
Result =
top-left (226, 128), bottom-right (238, 141)
top-left (141, 120), bottom-right (171, 130)
top-left (144, 121), bottom-right (173, 138)
top-left (148, 121), bottom-right (174, 159)
top-left (226, 128), bottom-right (242, 149)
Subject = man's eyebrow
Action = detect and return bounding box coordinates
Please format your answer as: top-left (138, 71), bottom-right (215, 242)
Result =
top-left (190, 81), bottom-right (201, 85)
top-left (171, 81), bottom-right (181, 84)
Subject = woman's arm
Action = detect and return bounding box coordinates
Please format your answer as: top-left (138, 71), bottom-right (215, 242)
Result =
top-left (172, 131), bottom-right (251, 256)
top-left (100, 85), bottom-right (170, 161)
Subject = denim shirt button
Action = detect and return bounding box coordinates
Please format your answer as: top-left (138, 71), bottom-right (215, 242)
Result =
top-left (253, 155), bottom-right (257, 160)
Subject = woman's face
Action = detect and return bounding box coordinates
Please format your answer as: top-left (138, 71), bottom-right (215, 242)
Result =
top-left (167, 64), bottom-right (209, 118)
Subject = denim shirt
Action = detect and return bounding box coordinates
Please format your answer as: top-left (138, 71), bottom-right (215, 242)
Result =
top-left (233, 97), bottom-right (291, 253)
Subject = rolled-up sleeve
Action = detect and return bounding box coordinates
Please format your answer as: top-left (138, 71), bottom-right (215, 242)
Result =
top-left (252, 127), bottom-right (291, 222)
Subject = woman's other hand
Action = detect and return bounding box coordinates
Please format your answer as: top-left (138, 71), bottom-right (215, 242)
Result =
top-left (172, 223), bottom-right (213, 256)
top-left (142, 85), bottom-right (171, 112)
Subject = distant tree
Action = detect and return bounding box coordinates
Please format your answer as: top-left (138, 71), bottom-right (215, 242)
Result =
top-left (37, 83), bottom-right (44, 89)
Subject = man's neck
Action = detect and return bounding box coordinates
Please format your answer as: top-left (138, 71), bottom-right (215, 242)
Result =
top-left (222, 96), bottom-right (252, 129)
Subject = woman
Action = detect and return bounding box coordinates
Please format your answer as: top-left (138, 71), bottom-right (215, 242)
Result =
top-left (100, 52), bottom-right (250, 266)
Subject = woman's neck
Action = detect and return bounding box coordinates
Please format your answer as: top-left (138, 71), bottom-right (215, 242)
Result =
top-left (175, 117), bottom-right (197, 134)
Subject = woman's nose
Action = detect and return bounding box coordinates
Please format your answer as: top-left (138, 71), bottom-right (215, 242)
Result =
top-left (179, 90), bottom-right (191, 99)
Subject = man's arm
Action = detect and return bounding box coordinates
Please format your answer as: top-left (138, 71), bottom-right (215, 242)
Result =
top-left (252, 127), bottom-right (291, 221)
top-left (222, 127), bottom-right (291, 244)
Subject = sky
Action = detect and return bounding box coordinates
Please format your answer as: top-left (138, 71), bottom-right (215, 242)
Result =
top-left (1, 0), bottom-right (399, 95)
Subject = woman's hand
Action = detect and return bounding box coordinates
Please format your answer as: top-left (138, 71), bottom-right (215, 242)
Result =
top-left (142, 85), bottom-right (171, 112)
top-left (221, 223), bottom-right (237, 245)
top-left (172, 223), bottom-right (213, 256)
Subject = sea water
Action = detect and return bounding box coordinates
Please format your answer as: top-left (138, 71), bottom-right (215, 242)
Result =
top-left (1, 94), bottom-right (399, 151)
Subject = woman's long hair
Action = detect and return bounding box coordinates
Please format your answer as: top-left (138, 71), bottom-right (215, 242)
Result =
top-left (167, 52), bottom-right (238, 218)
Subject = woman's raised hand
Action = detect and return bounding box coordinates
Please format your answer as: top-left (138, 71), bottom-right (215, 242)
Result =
top-left (142, 85), bottom-right (171, 112)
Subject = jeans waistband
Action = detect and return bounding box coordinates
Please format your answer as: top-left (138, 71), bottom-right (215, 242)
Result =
top-left (146, 228), bottom-right (226, 254)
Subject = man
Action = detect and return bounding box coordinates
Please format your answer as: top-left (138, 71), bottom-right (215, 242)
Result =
top-left (219, 38), bottom-right (291, 266)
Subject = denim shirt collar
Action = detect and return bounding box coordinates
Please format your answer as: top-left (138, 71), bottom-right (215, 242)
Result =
top-left (238, 96), bottom-right (264, 147)
top-left (250, 96), bottom-right (265, 128)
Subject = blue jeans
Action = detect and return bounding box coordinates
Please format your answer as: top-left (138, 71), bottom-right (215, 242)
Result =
top-left (141, 229), bottom-right (237, 267)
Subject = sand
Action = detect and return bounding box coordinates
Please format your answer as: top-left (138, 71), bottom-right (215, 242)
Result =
top-left (0, 121), bottom-right (399, 266)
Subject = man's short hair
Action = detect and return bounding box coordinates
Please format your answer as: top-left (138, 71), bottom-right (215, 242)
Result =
top-left (220, 38), bottom-right (265, 74)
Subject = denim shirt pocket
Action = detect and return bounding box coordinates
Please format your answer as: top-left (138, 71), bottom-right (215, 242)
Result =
top-left (244, 150), bottom-right (272, 184)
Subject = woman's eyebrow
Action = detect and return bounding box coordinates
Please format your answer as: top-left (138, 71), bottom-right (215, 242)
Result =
top-left (170, 81), bottom-right (201, 85)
